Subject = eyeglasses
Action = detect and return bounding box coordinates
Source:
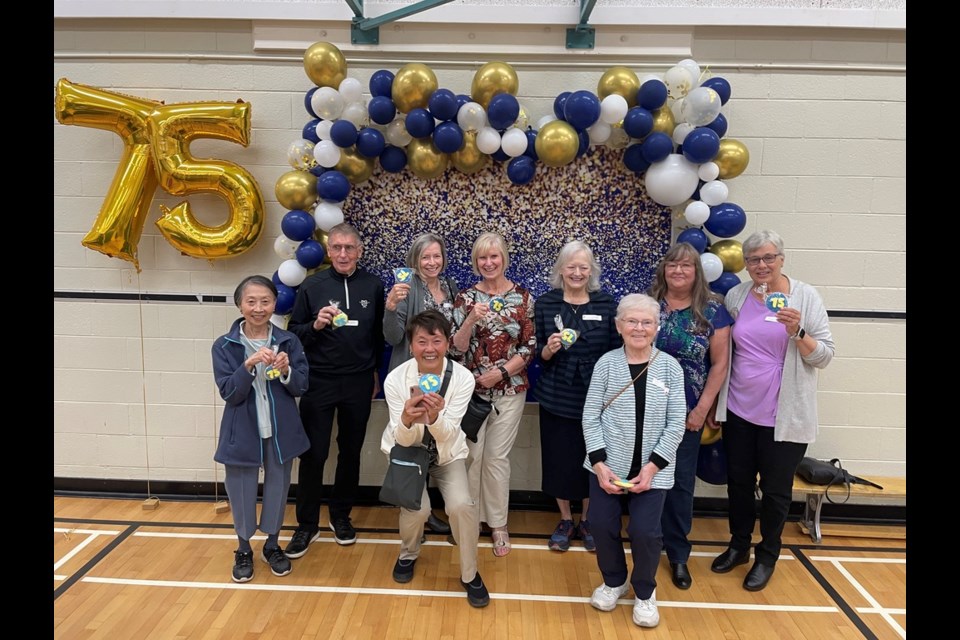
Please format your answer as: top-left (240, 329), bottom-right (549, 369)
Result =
top-left (744, 253), bottom-right (781, 267)
top-left (329, 244), bottom-right (359, 255)
top-left (665, 261), bottom-right (695, 272)
top-left (620, 319), bottom-right (657, 330)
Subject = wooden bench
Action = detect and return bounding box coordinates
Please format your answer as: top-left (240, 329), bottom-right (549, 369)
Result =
top-left (793, 475), bottom-right (906, 543)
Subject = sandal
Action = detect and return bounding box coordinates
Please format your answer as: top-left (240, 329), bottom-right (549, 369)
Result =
top-left (491, 528), bottom-right (511, 557)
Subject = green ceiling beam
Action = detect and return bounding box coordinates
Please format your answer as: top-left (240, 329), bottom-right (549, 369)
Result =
top-left (566, 0), bottom-right (597, 49)
top-left (351, 0), bottom-right (455, 45)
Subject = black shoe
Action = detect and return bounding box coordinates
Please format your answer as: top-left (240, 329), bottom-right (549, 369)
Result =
top-left (670, 562), bottom-right (692, 589)
top-left (330, 518), bottom-right (357, 545)
top-left (461, 573), bottom-right (490, 608)
top-left (711, 548), bottom-right (750, 573)
top-left (426, 512), bottom-right (452, 535)
top-left (285, 527), bottom-right (319, 559)
top-left (392, 557), bottom-right (416, 583)
top-left (232, 550), bottom-right (254, 583)
top-left (743, 562), bottom-right (775, 591)
top-left (261, 546), bottom-right (292, 577)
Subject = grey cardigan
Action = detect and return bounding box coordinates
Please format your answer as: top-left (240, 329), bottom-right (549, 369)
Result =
top-left (715, 277), bottom-right (835, 444)
top-left (582, 347), bottom-right (687, 490)
top-left (383, 275), bottom-right (459, 373)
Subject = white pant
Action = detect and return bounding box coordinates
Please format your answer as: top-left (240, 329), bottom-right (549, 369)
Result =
top-left (466, 392), bottom-right (526, 528)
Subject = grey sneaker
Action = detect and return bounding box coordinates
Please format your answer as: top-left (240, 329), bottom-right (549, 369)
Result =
top-left (632, 591), bottom-right (660, 627)
top-left (590, 581), bottom-right (629, 611)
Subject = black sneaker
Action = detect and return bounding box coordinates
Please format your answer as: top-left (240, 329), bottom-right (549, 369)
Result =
top-left (392, 557), bottom-right (416, 583)
top-left (285, 527), bottom-right (319, 559)
top-left (330, 518), bottom-right (357, 545)
top-left (261, 546), bottom-right (292, 577)
top-left (232, 550), bottom-right (254, 583)
top-left (461, 572), bottom-right (490, 608)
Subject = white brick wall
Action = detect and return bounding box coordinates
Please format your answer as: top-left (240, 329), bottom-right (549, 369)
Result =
top-left (54, 17), bottom-right (906, 496)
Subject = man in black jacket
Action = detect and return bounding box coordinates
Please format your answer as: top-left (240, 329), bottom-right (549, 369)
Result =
top-left (285, 223), bottom-right (385, 553)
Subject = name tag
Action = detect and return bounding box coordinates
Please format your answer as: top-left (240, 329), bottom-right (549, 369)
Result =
top-left (583, 314), bottom-right (602, 321)
top-left (345, 320), bottom-right (360, 327)
top-left (651, 377), bottom-right (669, 394)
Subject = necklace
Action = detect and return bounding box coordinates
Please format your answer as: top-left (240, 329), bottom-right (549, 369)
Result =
top-left (567, 301), bottom-right (582, 315)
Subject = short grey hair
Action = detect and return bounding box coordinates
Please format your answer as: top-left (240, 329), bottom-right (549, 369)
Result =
top-left (327, 222), bottom-right (363, 247)
top-left (471, 232), bottom-right (511, 276)
top-left (742, 230), bottom-right (784, 257)
top-left (616, 293), bottom-right (660, 322)
top-left (406, 232), bottom-right (448, 273)
top-left (549, 240), bottom-right (601, 291)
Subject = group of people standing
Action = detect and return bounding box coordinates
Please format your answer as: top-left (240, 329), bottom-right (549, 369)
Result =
top-left (211, 223), bottom-right (834, 625)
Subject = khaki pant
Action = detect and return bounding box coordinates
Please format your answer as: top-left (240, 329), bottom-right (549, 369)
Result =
top-left (466, 392), bottom-right (526, 529)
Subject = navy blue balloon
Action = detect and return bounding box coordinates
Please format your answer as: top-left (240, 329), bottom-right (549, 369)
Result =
top-left (433, 121), bottom-right (465, 153)
top-left (356, 127), bottom-right (386, 158)
top-left (682, 127), bottom-right (721, 164)
top-left (369, 69), bottom-right (395, 98)
top-left (623, 144), bottom-right (651, 173)
top-left (710, 272), bottom-right (742, 296)
top-left (641, 132), bottom-right (673, 164)
top-left (506, 156), bottom-right (536, 185)
top-left (692, 180), bottom-right (704, 202)
top-left (491, 148), bottom-right (510, 162)
top-left (405, 108), bottom-right (436, 138)
top-left (302, 118), bottom-right (322, 143)
top-left (577, 130), bottom-right (590, 158)
top-left (701, 77), bottom-right (732, 105)
top-left (428, 88), bottom-right (459, 122)
top-left (637, 80), bottom-right (668, 110)
top-left (677, 227), bottom-right (709, 254)
top-left (275, 283), bottom-right (297, 315)
top-left (367, 96), bottom-right (397, 125)
top-left (281, 209), bottom-right (315, 241)
top-left (705, 112), bottom-right (728, 138)
top-left (523, 129), bottom-right (539, 160)
top-left (553, 91), bottom-right (572, 120)
top-left (696, 440), bottom-right (728, 485)
top-left (304, 88), bottom-right (319, 118)
top-left (317, 171), bottom-right (350, 203)
top-left (705, 203), bottom-right (747, 238)
top-left (456, 94), bottom-right (471, 111)
top-left (622, 107), bottom-right (654, 139)
top-left (271, 271), bottom-right (283, 287)
top-left (563, 90), bottom-right (601, 132)
top-left (296, 239), bottom-right (326, 269)
top-left (379, 146), bottom-right (407, 173)
top-left (329, 119), bottom-right (358, 148)
top-left (309, 165), bottom-right (327, 177)
top-left (487, 93), bottom-right (520, 131)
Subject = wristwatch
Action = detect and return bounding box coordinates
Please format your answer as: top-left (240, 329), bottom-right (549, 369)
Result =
top-left (498, 365), bottom-right (510, 381)
top-left (792, 327), bottom-right (806, 341)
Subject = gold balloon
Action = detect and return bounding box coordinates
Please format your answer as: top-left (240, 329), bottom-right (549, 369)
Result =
top-left (392, 63), bottom-right (438, 113)
top-left (715, 139), bottom-right (750, 179)
top-left (406, 138), bottom-right (449, 179)
top-left (701, 426), bottom-right (722, 446)
top-left (275, 170), bottom-right (318, 211)
top-left (303, 41), bottom-right (347, 89)
top-left (470, 61), bottom-right (519, 109)
top-left (314, 231), bottom-right (332, 265)
top-left (651, 106), bottom-right (676, 136)
top-left (535, 121), bottom-right (579, 168)
top-left (709, 240), bottom-right (745, 273)
top-left (335, 147), bottom-right (375, 184)
top-left (450, 131), bottom-right (490, 175)
top-left (597, 66), bottom-right (640, 108)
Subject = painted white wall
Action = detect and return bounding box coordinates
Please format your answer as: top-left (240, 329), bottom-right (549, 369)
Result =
top-left (53, 11), bottom-right (905, 501)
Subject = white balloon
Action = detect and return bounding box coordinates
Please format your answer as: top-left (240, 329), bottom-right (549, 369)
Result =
top-left (500, 127), bottom-right (528, 157)
top-left (600, 94), bottom-right (629, 124)
top-left (677, 58), bottom-right (702, 85)
top-left (700, 252), bottom-right (724, 283)
top-left (671, 97), bottom-right (685, 123)
top-left (536, 114), bottom-right (557, 130)
top-left (607, 125), bottom-right (630, 150)
top-left (681, 87), bottom-right (722, 126)
top-left (587, 121), bottom-right (612, 144)
top-left (698, 162), bottom-right (719, 182)
top-left (639, 73), bottom-right (662, 86)
top-left (311, 87), bottom-right (344, 120)
top-left (672, 123), bottom-right (695, 146)
top-left (476, 126), bottom-right (502, 155)
top-left (684, 201), bottom-right (710, 226)
top-left (313, 139), bottom-right (341, 168)
top-left (340, 100), bottom-right (370, 127)
top-left (315, 119), bottom-right (333, 141)
top-left (278, 259), bottom-right (308, 287)
top-left (457, 102), bottom-right (487, 133)
top-left (699, 180), bottom-right (729, 207)
top-left (274, 235), bottom-right (301, 259)
top-left (664, 65), bottom-right (696, 100)
top-left (514, 104), bottom-right (529, 130)
top-left (270, 313), bottom-right (289, 328)
top-left (338, 77), bottom-right (363, 103)
top-left (385, 118), bottom-right (412, 147)
top-left (643, 154), bottom-right (700, 206)
top-left (314, 201), bottom-right (345, 231)
top-left (287, 139), bottom-right (316, 170)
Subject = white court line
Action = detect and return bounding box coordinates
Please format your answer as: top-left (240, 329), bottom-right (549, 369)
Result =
top-left (54, 528), bottom-right (121, 536)
top-left (809, 556), bottom-right (905, 564)
top-left (54, 574), bottom-right (67, 581)
top-left (857, 607), bottom-right (906, 615)
top-left (54, 531), bottom-right (117, 572)
top-left (80, 576), bottom-right (837, 613)
top-left (830, 559), bottom-right (906, 640)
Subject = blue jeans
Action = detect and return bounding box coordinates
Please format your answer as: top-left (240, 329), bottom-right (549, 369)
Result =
top-left (661, 426), bottom-right (701, 563)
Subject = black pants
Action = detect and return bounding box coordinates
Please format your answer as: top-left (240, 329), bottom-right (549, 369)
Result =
top-left (724, 410), bottom-right (807, 566)
top-left (295, 369), bottom-right (375, 527)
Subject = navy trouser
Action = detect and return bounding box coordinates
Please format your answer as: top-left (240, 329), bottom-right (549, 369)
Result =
top-left (661, 426), bottom-right (701, 564)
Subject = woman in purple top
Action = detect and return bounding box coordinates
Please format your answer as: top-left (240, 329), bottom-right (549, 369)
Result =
top-left (711, 230), bottom-right (835, 592)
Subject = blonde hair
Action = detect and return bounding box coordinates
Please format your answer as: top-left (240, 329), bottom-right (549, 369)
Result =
top-left (549, 240), bottom-right (601, 292)
top-left (470, 232), bottom-right (511, 276)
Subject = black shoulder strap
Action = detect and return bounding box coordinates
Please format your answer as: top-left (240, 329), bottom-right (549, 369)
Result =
top-left (420, 359), bottom-right (454, 448)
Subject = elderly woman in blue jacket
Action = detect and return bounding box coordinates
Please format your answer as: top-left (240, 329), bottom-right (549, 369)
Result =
top-left (212, 275), bottom-right (311, 584)
top-left (582, 293), bottom-right (686, 629)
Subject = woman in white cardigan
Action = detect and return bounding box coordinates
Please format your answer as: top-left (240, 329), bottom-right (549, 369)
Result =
top-left (582, 294), bottom-right (686, 629)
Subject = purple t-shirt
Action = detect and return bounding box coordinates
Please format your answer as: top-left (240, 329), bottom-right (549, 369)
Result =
top-left (727, 294), bottom-right (789, 427)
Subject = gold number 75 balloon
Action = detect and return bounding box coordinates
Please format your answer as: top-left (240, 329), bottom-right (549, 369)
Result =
top-left (54, 79), bottom-right (264, 269)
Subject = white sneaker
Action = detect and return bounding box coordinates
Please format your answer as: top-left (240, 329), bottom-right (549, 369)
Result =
top-left (590, 581), bottom-right (630, 611)
top-left (632, 590), bottom-right (660, 628)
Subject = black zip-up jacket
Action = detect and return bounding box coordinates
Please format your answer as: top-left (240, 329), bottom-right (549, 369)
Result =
top-left (288, 266), bottom-right (385, 376)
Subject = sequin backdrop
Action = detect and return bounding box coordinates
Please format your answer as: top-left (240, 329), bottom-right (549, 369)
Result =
top-left (346, 146), bottom-right (672, 299)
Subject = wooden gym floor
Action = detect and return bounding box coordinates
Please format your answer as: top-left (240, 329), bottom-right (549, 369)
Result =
top-left (54, 497), bottom-right (905, 639)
